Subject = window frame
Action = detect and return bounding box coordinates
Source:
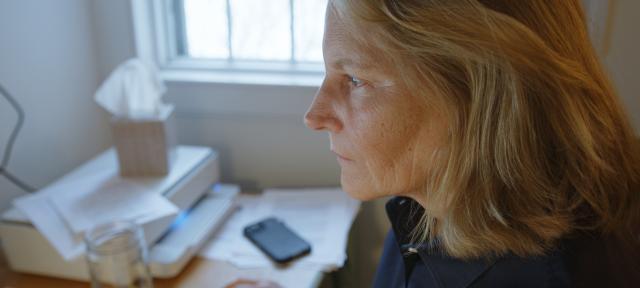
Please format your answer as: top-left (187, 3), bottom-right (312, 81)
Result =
top-left (131, 0), bottom-right (325, 87)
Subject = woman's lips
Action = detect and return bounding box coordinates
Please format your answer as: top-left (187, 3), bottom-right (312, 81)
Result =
top-left (332, 151), bottom-right (353, 162)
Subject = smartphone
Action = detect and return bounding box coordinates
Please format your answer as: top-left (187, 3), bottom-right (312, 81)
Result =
top-left (243, 217), bottom-right (312, 264)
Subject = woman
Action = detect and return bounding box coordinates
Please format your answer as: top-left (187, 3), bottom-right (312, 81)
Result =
top-left (231, 0), bottom-right (640, 287)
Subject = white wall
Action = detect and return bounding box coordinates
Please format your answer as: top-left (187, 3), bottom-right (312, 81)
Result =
top-left (0, 0), bottom-right (112, 212)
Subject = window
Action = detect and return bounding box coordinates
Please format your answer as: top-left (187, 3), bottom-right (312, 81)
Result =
top-left (158, 0), bottom-right (327, 77)
top-left (141, 0), bottom-right (609, 85)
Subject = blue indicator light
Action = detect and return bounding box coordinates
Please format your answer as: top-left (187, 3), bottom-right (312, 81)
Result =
top-left (169, 210), bottom-right (190, 230)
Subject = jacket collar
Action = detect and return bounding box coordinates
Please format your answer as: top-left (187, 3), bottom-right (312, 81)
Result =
top-left (386, 197), bottom-right (496, 288)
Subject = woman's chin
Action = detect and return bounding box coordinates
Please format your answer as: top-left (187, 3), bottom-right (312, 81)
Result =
top-left (340, 180), bottom-right (381, 201)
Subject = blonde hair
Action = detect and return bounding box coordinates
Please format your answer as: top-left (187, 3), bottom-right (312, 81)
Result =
top-left (332, 0), bottom-right (640, 259)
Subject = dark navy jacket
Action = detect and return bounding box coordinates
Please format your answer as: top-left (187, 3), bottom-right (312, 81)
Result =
top-left (373, 197), bottom-right (640, 288)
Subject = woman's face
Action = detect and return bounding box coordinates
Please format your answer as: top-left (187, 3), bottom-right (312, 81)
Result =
top-left (304, 5), bottom-right (448, 202)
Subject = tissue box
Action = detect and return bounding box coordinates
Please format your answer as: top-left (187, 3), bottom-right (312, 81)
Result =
top-left (110, 105), bottom-right (177, 177)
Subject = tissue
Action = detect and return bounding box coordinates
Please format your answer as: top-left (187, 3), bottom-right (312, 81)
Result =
top-left (95, 58), bottom-right (177, 177)
top-left (95, 58), bottom-right (167, 118)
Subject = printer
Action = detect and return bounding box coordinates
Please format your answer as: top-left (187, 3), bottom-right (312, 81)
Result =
top-left (0, 145), bottom-right (237, 281)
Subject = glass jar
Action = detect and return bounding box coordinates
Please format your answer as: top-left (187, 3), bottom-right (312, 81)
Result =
top-left (84, 221), bottom-right (154, 288)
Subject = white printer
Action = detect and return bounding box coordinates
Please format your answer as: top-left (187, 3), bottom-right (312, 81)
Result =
top-left (0, 145), bottom-right (237, 281)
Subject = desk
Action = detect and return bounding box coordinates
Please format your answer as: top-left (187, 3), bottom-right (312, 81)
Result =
top-left (0, 251), bottom-right (325, 288)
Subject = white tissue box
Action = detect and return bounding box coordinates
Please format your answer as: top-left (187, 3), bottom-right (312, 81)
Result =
top-left (111, 105), bottom-right (177, 177)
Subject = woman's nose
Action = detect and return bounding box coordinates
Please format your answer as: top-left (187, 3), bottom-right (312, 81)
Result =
top-left (304, 86), bottom-right (343, 132)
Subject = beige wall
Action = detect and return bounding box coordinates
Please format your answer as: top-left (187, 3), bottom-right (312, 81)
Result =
top-left (604, 0), bottom-right (640, 135)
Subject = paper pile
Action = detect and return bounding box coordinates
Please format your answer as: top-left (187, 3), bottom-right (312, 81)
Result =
top-left (11, 147), bottom-right (210, 260)
top-left (199, 188), bottom-right (360, 271)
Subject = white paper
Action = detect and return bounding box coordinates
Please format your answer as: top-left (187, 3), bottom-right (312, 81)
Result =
top-left (94, 58), bottom-right (167, 117)
top-left (199, 188), bottom-right (360, 271)
top-left (47, 147), bottom-right (209, 236)
top-left (12, 146), bottom-right (211, 260)
top-left (50, 175), bottom-right (178, 234)
top-left (13, 192), bottom-right (177, 261)
top-left (14, 195), bottom-right (86, 260)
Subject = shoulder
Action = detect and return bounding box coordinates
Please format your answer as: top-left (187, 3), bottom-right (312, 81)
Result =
top-left (376, 197), bottom-right (640, 287)
top-left (472, 251), bottom-right (569, 288)
top-left (375, 228), bottom-right (640, 288)
top-left (375, 229), bottom-right (570, 288)
top-left (473, 233), bottom-right (640, 288)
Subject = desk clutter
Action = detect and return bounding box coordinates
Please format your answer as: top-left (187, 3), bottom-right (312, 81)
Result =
top-left (0, 146), bottom-right (227, 281)
top-left (200, 188), bottom-right (360, 271)
top-left (0, 144), bottom-right (360, 284)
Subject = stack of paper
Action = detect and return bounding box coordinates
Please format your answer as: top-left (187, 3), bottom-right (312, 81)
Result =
top-left (199, 188), bottom-right (360, 271)
top-left (11, 147), bottom-right (210, 260)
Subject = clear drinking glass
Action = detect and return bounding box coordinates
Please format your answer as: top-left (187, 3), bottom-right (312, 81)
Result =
top-left (84, 221), bottom-right (154, 288)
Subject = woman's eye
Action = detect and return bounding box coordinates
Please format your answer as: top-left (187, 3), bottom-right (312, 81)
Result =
top-left (348, 75), bottom-right (365, 88)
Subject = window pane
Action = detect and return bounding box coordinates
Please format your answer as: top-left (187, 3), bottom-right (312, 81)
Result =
top-left (294, 0), bottom-right (327, 62)
top-left (230, 0), bottom-right (291, 61)
top-left (183, 0), bottom-right (229, 59)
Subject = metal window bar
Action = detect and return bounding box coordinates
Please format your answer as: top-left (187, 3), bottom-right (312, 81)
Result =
top-left (173, 0), bottom-right (316, 64)
top-left (225, 0), bottom-right (233, 60)
top-left (173, 0), bottom-right (188, 56)
top-left (289, 0), bottom-right (296, 63)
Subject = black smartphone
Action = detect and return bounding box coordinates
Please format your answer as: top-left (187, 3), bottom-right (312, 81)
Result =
top-left (243, 217), bottom-right (312, 264)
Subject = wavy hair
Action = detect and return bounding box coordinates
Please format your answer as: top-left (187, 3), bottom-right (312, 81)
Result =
top-left (332, 0), bottom-right (640, 259)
